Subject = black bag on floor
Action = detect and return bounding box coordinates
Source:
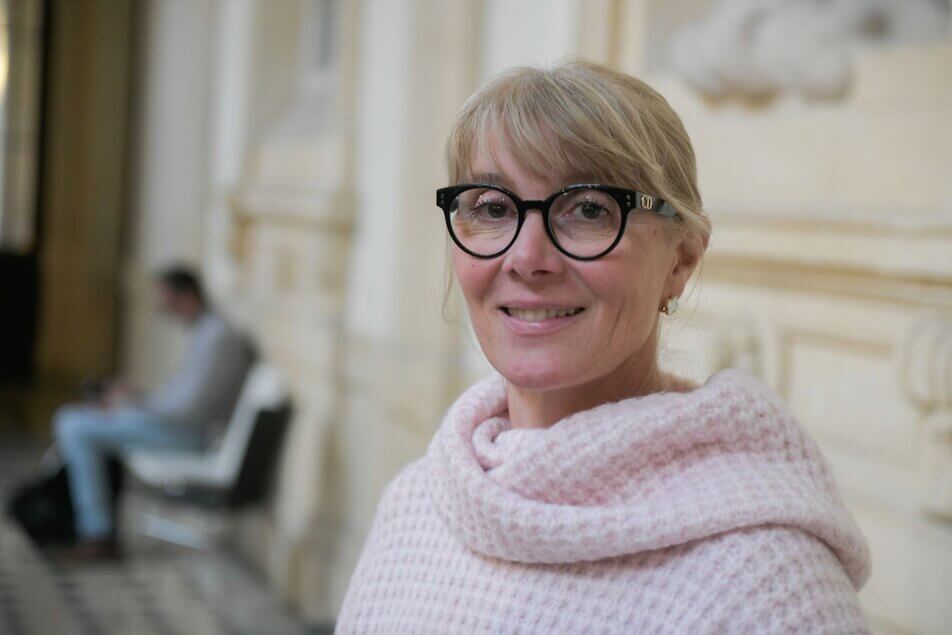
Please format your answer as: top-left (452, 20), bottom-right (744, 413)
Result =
top-left (4, 455), bottom-right (124, 547)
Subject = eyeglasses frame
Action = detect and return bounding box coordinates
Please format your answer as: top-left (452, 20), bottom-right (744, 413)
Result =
top-left (436, 182), bottom-right (676, 261)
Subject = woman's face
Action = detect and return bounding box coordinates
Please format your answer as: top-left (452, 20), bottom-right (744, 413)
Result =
top-left (453, 139), bottom-right (695, 391)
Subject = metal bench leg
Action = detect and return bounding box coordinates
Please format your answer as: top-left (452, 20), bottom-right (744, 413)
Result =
top-left (136, 512), bottom-right (224, 550)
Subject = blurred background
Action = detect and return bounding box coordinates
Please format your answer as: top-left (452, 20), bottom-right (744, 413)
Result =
top-left (0, 0), bottom-right (949, 633)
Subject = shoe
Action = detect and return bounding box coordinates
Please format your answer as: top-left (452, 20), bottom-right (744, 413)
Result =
top-left (48, 537), bottom-right (122, 563)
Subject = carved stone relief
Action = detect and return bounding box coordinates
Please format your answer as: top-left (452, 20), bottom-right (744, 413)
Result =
top-left (713, 316), bottom-right (765, 378)
top-left (668, 0), bottom-right (950, 100)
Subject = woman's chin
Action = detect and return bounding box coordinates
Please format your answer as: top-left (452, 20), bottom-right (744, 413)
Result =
top-left (490, 352), bottom-right (584, 391)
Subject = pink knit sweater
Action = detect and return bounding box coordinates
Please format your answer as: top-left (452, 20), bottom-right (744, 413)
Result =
top-left (337, 369), bottom-right (871, 633)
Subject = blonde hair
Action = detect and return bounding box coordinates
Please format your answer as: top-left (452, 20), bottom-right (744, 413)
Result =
top-left (444, 59), bottom-right (710, 247)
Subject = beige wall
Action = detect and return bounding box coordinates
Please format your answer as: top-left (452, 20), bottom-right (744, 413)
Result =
top-left (122, 1), bottom-right (952, 632)
top-left (599, 8), bottom-right (952, 633)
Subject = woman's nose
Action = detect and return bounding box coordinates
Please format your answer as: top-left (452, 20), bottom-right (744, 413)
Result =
top-left (504, 210), bottom-right (564, 279)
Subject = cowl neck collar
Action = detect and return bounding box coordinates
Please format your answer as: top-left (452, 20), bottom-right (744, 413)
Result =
top-left (425, 369), bottom-right (870, 589)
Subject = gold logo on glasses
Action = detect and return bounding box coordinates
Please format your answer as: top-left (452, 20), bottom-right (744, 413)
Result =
top-left (641, 195), bottom-right (654, 209)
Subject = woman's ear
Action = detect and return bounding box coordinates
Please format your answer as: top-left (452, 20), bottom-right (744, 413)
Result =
top-left (669, 232), bottom-right (706, 296)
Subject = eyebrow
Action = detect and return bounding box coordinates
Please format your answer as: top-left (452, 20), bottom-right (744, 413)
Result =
top-left (468, 172), bottom-right (514, 188)
top-left (466, 171), bottom-right (604, 190)
top-left (562, 173), bottom-right (601, 185)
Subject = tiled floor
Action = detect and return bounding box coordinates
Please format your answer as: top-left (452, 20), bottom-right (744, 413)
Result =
top-left (0, 444), bottom-right (318, 635)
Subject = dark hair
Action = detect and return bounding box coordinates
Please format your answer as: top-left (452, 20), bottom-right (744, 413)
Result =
top-left (156, 264), bottom-right (204, 302)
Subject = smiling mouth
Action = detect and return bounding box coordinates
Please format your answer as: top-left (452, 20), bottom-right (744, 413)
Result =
top-left (500, 307), bottom-right (585, 322)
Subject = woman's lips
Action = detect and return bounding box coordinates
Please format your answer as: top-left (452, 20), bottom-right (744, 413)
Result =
top-left (498, 306), bottom-right (585, 335)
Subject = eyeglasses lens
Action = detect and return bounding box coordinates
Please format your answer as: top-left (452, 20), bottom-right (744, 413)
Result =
top-left (449, 188), bottom-right (519, 257)
top-left (448, 187), bottom-right (623, 258)
top-left (548, 189), bottom-right (622, 258)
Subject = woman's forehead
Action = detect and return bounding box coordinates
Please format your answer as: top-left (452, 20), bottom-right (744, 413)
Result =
top-left (461, 138), bottom-right (601, 189)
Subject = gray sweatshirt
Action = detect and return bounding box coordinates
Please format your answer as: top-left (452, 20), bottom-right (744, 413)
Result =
top-left (143, 310), bottom-right (256, 438)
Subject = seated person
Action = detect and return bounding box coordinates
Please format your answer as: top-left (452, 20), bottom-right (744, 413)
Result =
top-left (52, 265), bottom-right (256, 559)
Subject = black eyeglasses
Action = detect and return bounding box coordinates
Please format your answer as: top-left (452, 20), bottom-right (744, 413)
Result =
top-left (435, 183), bottom-right (675, 260)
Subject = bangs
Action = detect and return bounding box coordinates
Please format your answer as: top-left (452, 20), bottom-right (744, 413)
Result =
top-left (469, 103), bottom-right (613, 187)
top-left (447, 68), bottom-right (640, 189)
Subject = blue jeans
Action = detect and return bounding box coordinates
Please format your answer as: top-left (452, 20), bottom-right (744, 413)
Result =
top-left (53, 404), bottom-right (204, 540)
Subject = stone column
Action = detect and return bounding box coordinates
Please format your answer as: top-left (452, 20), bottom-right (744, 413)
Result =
top-left (121, 0), bottom-right (216, 389)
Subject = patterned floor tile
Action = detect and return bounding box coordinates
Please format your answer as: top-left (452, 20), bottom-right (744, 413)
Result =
top-left (0, 445), bottom-right (313, 635)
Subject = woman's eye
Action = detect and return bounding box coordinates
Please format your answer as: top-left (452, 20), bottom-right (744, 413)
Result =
top-left (485, 204), bottom-right (508, 218)
top-left (575, 202), bottom-right (607, 219)
top-left (471, 197), bottom-right (511, 219)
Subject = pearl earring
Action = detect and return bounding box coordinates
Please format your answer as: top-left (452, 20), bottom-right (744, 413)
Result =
top-left (660, 296), bottom-right (679, 315)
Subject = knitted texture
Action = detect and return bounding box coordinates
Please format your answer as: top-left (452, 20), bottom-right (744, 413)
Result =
top-left (338, 369), bottom-right (871, 633)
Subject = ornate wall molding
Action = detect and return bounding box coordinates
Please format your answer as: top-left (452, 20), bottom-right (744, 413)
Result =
top-left (217, 0), bottom-right (361, 618)
top-left (902, 315), bottom-right (952, 411)
top-left (900, 314), bottom-right (952, 521)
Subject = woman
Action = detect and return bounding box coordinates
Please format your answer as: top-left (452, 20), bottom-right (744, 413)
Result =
top-left (338, 61), bottom-right (870, 633)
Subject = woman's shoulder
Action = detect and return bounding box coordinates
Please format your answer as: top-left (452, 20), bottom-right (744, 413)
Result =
top-left (682, 524), bottom-right (869, 632)
top-left (701, 524), bottom-right (860, 585)
top-left (341, 459), bottom-right (434, 574)
top-left (385, 457), bottom-right (428, 494)
top-left (371, 458), bottom-right (430, 520)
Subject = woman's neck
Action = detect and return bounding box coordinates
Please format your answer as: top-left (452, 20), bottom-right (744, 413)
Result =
top-left (506, 356), bottom-right (675, 430)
